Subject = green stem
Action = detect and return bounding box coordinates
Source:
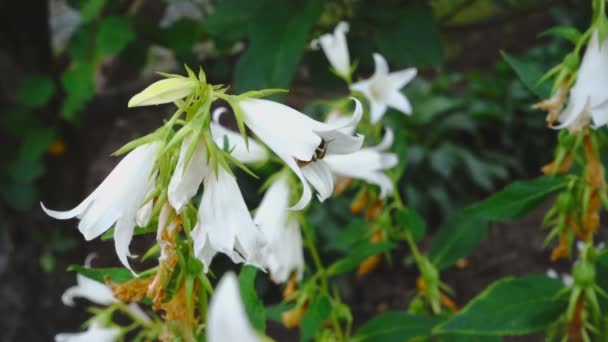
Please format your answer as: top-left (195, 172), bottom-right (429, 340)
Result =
top-left (301, 217), bottom-right (345, 341)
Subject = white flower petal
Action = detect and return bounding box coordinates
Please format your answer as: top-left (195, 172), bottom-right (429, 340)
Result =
top-left (240, 98), bottom-right (363, 209)
top-left (388, 68), bottom-right (417, 89)
top-left (207, 273), bottom-right (260, 342)
top-left (312, 21), bottom-right (350, 77)
top-left (191, 166), bottom-right (266, 271)
top-left (128, 77), bottom-right (197, 107)
top-left (211, 108), bottom-right (268, 164)
top-left (370, 128), bottom-right (394, 152)
top-left (168, 135), bottom-right (207, 213)
top-left (62, 274), bottom-right (116, 307)
top-left (370, 100), bottom-right (387, 124)
top-left (590, 98), bottom-right (608, 127)
top-left (55, 321), bottom-right (120, 342)
top-left (301, 160), bottom-right (334, 202)
top-left (372, 53), bottom-right (389, 78)
top-left (385, 90), bottom-right (413, 115)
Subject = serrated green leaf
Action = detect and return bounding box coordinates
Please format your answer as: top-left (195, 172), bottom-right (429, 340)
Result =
top-left (459, 175), bottom-right (566, 221)
top-left (429, 216), bottom-right (487, 270)
top-left (68, 264), bottom-right (134, 284)
top-left (300, 296), bottom-right (331, 342)
top-left (95, 16), bottom-right (135, 59)
top-left (352, 312), bottom-right (442, 342)
top-left (501, 51), bottom-right (551, 99)
top-left (434, 275), bottom-right (566, 336)
top-left (327, 242), bottom-right (396, 276)
top-left (17, 75), bottom-right (56, 108)
top-left (394, 207), bottom-right (427, 242)
top-left (238, 266), bottom-right (266, 331)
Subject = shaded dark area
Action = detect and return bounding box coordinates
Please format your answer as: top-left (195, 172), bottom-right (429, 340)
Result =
top-left (0, 1), bottom-right (589, 341)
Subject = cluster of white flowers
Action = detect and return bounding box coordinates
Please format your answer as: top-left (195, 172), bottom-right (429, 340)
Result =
top-left (43, 20), bottom-right (418, 341)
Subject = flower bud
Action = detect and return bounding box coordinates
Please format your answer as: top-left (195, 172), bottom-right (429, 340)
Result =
top-left (573, 261), bottom-right (595, 287)
top-left (128, 77), bottom-right (197, 107)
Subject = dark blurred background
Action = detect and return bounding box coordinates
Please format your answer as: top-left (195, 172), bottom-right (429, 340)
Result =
top-left (0, 0), bottom-right (590, 340)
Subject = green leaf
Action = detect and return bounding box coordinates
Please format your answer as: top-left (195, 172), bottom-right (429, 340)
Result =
top-left (430, 176), bottom-right (566, 269)
top-left (205, 0), bottom-right (266, 41)
top-left (233, 0), bottom-right (322, 93)
top-left (327, 242), bottom-right (396, 276)
top-left (265, 302), bottom-right (294, 322)
top-left (370, 3), bottom-right (443, 66)
top-left (238, 266), bottom-right (266, 331)
top-left (68, 264), bottom-right (134, 284)
top-left (7, 158), bottom-right (46, 183)
top-left (394, 207), bottom-right (427, 242)
top-left (325, 219), bottom-right (368, 252)
top-left (429, 216), bottom-right (487, 270)
top-left (438, 334), bottom-right (503, 342)
top-left (80, 0), bottom-right (107, 22)
top-left (540, 26), bottom-right (581, 44)
top-left (17, 74), bottom-right (56, 108)
top-left (0, 181), bottom-right (38, 210)
top-left (434, 275), bottom-right (567, 336)
top-left (501, 51), bottom-right (551, 99)
top-left (18, 127), bottom-right (55, 161)
top-left (95, 16), bottom-right (135, 59)
top-left (61, 62), bottom-right (95, 121)
top-left (352, 312), bottom-right (442, 342)
top-left (459, 175), bottom-right (566, 221)
top-left (300, 296), bottom-right (331, 342)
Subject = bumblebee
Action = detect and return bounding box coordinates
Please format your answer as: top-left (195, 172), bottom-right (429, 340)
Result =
top-left (296, 139), bottom-right (331, 167)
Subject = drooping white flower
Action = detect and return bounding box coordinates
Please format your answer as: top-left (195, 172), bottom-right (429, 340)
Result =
top-left (207, 272), bottom-right (260, 342)
top-left (351, 53), bottom-right (417, 123)
top-left (42, 143), bottom-right (159, 272)
top-left (555, 30), bottom-right (608, 130)
top-left (311, 21), bottom-right (351, 79)
top-left (190, 165), bottom-right (266, 272)
top-left (324, 128), bottom-right (398, 198)
top-left (55, 321), bottom-right (121, 342)
top-left (211, 108), bottom-right (268, 164)
top-left (128, 76), bottom-right (198, 107)
top-left (62, 254), bottom-right (152, 324)
top-left (239, 98), bottom-right (363, 210)
top-left (255, 175), bottom-right (305, 283)
top-left (168, 135), bottom-right (208, 214)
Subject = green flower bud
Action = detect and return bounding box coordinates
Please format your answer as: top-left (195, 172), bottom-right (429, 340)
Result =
top-left (573, 261), bottom-right (596, 287)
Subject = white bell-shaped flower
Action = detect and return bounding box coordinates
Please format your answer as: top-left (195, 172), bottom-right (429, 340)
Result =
top-left (191, 165), bottom-right (266, 272)
top-left (128, 76), bottom-right (197, 107)
top-left (255, 175), bottom-right (305, 283)
top-left (555, 30), bottom-right (608, 130)
top-left (311, 21), bottom-right (351, 79)
top-left (211, 108), bottom-right (268, 164)
top-left (55, 321), bottom-right (120, 342)
top-left (42, 143), bottom-right (159, 272)
top-left (351, 53), bottom-right (417, 123)
top-left (207, 272), bottom-right (260, 342)
top-left (239, 98), bottom-right (363, 210)
top-left (168, 135), bottom-right (208, 214)
top-left (324, 128), bottom-right (398, 198)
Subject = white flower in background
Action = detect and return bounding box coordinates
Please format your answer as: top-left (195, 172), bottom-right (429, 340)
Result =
top-left (554, 30), bottom-right (608, 130)
top-left (168, 135), bottom-right (208, 214)
top-left (55, 321), bottom-right (120, 342)
top-left (311, 21), bottom-right (351, 79)
top-left (128, 76), bottom-right (197, 107)
top-left (324, 128), bottom-right (398, 198)
top-left (207, 272), bottom-right (260, 342)
top-left (255, 175), bottom-right (305, 283)
top-left (351, 53), bottom-right (417, 123)
top-left (211, 108), bottom-right (268, 164)
top-left (62, 254), bottom-right (152, 323)
top-left (191, 165), bottom-right (266, 272)
top-left (42, 143), bottom-right (159, 273)
top-left (240, 98), bottom-right (363, 210)
top-left (49, 0), bottom-right (82, 52)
